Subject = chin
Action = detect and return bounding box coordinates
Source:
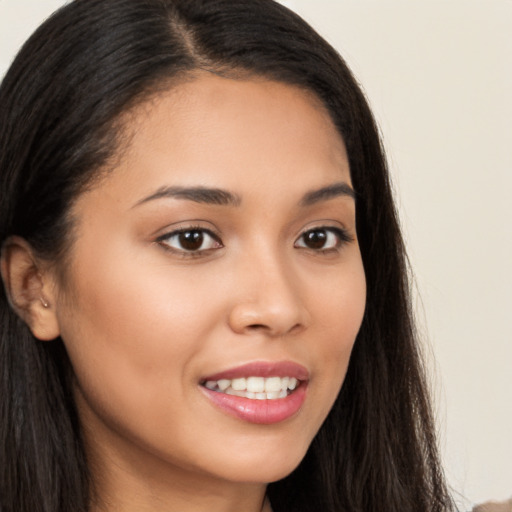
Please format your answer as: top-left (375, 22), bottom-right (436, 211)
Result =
top-left (206, 437), bottom-right (311, 485)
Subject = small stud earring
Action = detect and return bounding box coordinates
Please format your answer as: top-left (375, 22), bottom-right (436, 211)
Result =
top-left (40, 297), bottom-right (50, 308)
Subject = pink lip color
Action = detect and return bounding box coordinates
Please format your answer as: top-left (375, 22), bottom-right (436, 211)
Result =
top-left (202, 361), bottom-right (309, 381)
top-left (200, 361), bottom-right (309, 425)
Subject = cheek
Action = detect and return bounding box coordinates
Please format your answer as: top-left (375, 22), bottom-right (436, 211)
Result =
top-left (301, 254), bottom-right (366, 422)
top-left (55, 242), bottom-right (221, 418)
top-left (312, 253), bottom-right (366, 351)
top-left (61, 237), bottom-right (215, 343)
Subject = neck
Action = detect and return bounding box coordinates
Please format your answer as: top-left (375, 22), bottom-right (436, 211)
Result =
top-left (84, 424), bottom-right (270, 512)
top-left (89, 461), bottom-right (271, 512)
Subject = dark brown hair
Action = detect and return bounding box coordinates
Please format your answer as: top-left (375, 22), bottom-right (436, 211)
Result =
top-left (0, 1), bottom-right (454, 511)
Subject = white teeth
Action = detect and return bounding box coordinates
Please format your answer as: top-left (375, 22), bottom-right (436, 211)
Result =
top-left (217, 379), bottom-right (231, 391)
top-left (203, 375), bottom-right (301, 399)
top-left (264, 377), bottom-right (282, 392)
top-left (246, 377), bottom-right (265, 393)
top-left (231, 377), bottom-right (246, 391)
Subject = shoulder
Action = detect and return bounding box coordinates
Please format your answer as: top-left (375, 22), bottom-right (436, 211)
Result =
top-left (472, 498), bottom-right (512, 512)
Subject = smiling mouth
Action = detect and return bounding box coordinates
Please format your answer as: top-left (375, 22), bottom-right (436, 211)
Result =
top-left (201, 376), bottom-right (300, 400)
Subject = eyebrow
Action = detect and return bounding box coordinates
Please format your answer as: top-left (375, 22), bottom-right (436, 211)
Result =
top-left (299, 182), bottom-right (356, 206)
top-left (134, 181), bottom-right (355, 209)
top-left (134, 186), bottom-right (242, 207)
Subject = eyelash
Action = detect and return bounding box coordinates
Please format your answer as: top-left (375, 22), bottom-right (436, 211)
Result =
top-left (156, 225), bottom-right (353, 257)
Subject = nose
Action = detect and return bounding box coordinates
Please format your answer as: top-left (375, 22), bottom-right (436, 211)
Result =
top-left (227, 252), bottom-right (309, 337)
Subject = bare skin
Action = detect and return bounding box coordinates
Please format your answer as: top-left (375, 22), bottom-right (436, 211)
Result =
top-left (4, 75), bottom-right (366, 511)
top-left (473, 499), bottom-right (512, 512)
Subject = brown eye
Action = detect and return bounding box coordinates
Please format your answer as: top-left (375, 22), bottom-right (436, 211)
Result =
top-left (295, 227), bottom-right (350, 251)
top-left (158, 228), bottom-right (222, 253)
top-left (179, 230), bottom-right (205, 251)
top-left (302, 229), bottom-right (328, 249)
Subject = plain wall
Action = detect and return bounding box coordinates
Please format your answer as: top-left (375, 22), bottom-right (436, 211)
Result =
top-left (1, 0), bottom-right (511, 508)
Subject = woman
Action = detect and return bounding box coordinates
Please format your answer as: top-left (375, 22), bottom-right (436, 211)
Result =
top-left (0, 1), bottom-right (454, 511)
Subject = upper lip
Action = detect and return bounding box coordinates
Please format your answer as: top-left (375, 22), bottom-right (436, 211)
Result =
top-left (201, 361), bottom-right (309, 382)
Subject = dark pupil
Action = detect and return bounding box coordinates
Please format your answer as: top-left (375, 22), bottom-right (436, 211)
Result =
top-left (304, 229), bottom-right (327, 249)
top-left (179, 230), bottom-right (204, 251)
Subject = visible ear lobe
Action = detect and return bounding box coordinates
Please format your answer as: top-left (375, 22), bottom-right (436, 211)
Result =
top-left (1, 236), bottom-right (60, 341)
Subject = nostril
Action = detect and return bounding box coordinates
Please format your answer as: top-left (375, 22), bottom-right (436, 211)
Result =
top-left (247, 324), bottom-right (267, 330)
top-left (228, 300), bottom-right (308, 336)
top-left (246, 322), bottom-right (304, 335)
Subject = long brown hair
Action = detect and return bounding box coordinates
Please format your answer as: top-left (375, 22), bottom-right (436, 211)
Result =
top-left (0, 1), bottom-right (454, 511)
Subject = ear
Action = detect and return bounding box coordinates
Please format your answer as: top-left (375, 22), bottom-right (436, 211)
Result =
top-left (1, 236), bottom-right (60, 341)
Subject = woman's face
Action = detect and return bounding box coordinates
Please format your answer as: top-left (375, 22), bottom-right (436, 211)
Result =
top-left (51, 75), bottom-right (366, 488)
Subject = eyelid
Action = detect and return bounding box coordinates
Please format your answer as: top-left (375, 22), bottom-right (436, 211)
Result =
top-left (151, 219), bottom-right (220, 238)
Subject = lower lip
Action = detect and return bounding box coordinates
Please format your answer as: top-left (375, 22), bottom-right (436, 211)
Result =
top-left (201, 384), bottom-right (307, 424)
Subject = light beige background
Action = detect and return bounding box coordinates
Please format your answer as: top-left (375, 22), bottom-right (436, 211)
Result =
top-left (1, 0), bottom-right (511, 508)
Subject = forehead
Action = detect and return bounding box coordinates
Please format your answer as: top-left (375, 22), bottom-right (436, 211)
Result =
top-left (82, 74), bottom-right (351, 209)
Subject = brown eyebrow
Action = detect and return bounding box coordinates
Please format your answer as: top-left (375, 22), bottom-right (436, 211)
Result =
top-left (299, 182), bottom-right (356, 206)
top-left (133, 181), bottom-right (355, 209)
top-left (133, 186), bottom-right (242, 207)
